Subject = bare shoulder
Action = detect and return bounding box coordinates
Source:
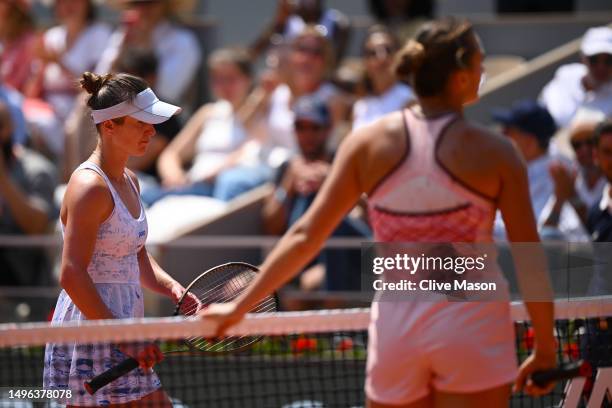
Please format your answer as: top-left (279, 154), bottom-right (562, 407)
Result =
top-left (457, 120), bottom-right (526, 172)
top-left (63, 169), bottom-right (113, 222)
top-left (348, 111), bottom-right (406, 161)
top-left (343, 111), bottom-right (408, 192)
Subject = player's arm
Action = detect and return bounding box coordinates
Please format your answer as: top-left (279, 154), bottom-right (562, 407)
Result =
top-left (495, 136), bottom-right (556, 394)
top-left (204, 128), bottom-right (369, 331)
top-left (124, 170), bottom-right (187, 302)
top-left (59, 173), bottom-right (116, 320)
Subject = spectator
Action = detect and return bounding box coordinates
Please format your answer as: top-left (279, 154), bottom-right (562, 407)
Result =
top-left (211, 26), bottom-right (347, 202)
top-left (25, 0), bottom-right (111, 158)
top-left (581, 119), bottom-right (612, 371)
top-left (251, 0), bottom-right (350, 64)
top-left (148, 47), bottom-right (255, 205)
top-left (262, 96), bottom-right (369, 291)
top-left (0, 0), bottom-right (36, 93)
top-left (0, 101), bottom-right (57, 286)
top-left (0, 78), bottom-right (27, 146)
top-left (540, 26), bottom-right (612, 128)
top-left (587, 119), bottom-right (612, 243)
top-left (367, 0), bottom-right (433, 41)
top-left (544, 120), bottom-right (607, 229)
top-left (352, 25), bottom-right (414, 130)
top-left (96, 0), bottom-right (202, 105)
top-left (492, 100), bottom-right (587, 240)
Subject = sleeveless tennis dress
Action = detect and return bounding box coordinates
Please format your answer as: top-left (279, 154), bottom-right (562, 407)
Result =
top-left (365, 109), bottom-right (517, 405)
top-left (43, 161), bottom-right (161, 406)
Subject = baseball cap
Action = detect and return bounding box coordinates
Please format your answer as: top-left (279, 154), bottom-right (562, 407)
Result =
top-left (492, 100), bottom-right (557, 143)
top-left (581, 26), bottom-right (612, 57)
top-left (293, 96), bottom-right (331, 126)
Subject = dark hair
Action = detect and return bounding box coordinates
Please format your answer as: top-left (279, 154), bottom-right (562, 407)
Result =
top-left (362, 25), bottom-right (400, 54)
top-left (80, 72), bottom-right (149, 125)
top-left (593, 119), bottom-right (612, 147)
top-left (115, 48), bottom-right (159, 79)
top-left (207, 47), bottom-right (253, 78)
top-left (394, 17), bottom-right (479, 97)
top-left (368, 0), bottom-right (433, 21)
top-left (362, 25), bottom-right (400, 94)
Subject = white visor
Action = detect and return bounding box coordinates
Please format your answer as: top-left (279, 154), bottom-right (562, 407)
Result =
top-left (91, 88), bottom-right (181, 125)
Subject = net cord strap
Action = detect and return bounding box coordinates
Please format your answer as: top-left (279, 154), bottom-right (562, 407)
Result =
top-left (2, 297), bottom-right (611, 347)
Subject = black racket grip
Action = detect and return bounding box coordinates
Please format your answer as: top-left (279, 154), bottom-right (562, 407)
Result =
top-left (530, 360), bottom-right (591, 388)
top-left (84, 358), bottom-right (139, 395)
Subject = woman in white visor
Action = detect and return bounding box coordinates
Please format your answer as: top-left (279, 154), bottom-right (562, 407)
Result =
top-left (43, 71), bottom-right (195, 407)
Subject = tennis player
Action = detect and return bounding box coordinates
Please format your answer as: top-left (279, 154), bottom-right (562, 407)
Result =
top-left (43, 72), bottom-right (190, 407)
top-left (202, 18), bottom-right (557, 408)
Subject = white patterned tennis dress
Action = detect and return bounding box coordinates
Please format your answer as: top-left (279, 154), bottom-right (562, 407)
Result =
top-left (43, 161), bottom-right (161, 406)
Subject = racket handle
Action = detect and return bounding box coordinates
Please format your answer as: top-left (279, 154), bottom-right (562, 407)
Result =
top-left (84, 358), bottom-right (139, 395)
top-left (530, 360), bottom-right (592, 388)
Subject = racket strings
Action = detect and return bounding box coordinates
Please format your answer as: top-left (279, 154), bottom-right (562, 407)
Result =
top-left (179, 269), bottom-right (255, 316)
top-left (186, 296), bottom-right (277, 352)
top-left (177, 264), bottom-right (277, 353)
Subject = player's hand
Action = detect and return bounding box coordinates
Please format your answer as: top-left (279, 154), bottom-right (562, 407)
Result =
top-left (119, 343), bottom-right (164, 370)
top-left (170, 285), bottom-right (202, 315)
top-left (198, 302), bottom-right (244, 337)
top-left (514, 350), bottom-right (557, 396)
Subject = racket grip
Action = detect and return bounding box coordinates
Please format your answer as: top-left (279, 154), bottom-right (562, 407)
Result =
top-left (84, 358), bottom-right (139, 395)
top-left (530, 360), bottom-right (591, 388)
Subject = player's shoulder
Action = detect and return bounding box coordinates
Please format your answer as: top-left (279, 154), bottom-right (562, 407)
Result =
top-left (455, 119), bottom-right (525, 170)
top-left (64, 168), bottom-right (112, 210)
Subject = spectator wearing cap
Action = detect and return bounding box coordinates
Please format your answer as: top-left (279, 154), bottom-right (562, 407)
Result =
top-left (24, 0), bottom-right (111, 158)
top-left (492, 100), bottom-right (588, 241)
top-left (0, 0), bottom-right (37, 93)
top-left (96, 0), bottom-right (202, 105)
top-left (262, 96), bottom-right (369, 292)
top-left (540, 26), bottom-right (612, 128)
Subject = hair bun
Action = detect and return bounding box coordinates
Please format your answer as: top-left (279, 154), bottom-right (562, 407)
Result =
top-left (394, 40), bottom-right (426, 80)
top-left (80, 72), bottom-right (111, 95)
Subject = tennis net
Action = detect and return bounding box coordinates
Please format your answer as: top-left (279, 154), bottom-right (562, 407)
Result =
top-left (0, 297), bottom-right (611, 407)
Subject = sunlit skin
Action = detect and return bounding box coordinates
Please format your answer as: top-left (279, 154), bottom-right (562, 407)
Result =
top-left (102, 116), bottom-right (156, 159)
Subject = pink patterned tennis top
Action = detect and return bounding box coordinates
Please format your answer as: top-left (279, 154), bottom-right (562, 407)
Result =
top-left (368, 108), bottom-right (496, 243)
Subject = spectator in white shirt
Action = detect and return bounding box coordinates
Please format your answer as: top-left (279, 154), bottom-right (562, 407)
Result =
top-left (95, 0), bottom-right (202, 105)
top-left (540, 26), bottom-right (612, 128)
top-left (492, 100), bottom-right (588, 241)
top-left (352, 25), bottom-right (414, 130)
top-left (25, 0), bottom-right (111, 158)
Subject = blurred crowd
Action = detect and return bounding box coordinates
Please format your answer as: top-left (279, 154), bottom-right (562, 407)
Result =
top-left (0, 0), bottom-right (611, 295)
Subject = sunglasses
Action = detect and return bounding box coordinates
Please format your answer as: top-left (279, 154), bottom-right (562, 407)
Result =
top-left (293, 44), bottom-right (324, 58)
top-left (295, 121), bottom-right (326, 132)
top-left (586, 54), bottom-right (612, 66)
top-left (363, 45), bottom-right (394, 60)
top-left (571, 139), bottom-right (594, 150)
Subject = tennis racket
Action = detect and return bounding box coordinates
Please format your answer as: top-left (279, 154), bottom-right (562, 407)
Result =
top-left (530, 360), bottom-right (592, 388)
top-left (84, 262), bottom-right (278, 395)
